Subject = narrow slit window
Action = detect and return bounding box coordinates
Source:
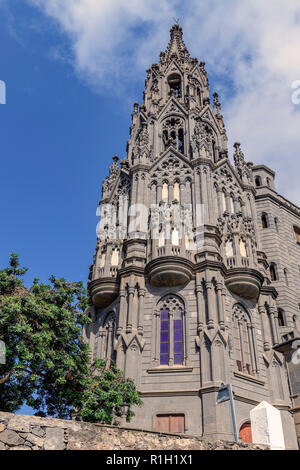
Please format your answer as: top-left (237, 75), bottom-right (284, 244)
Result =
top-left (160, 309), bottom-right (169, 365)
top-left (173, 309), bottom-right (183, 365)
top-left (294, 226), bottom-right (300, 245)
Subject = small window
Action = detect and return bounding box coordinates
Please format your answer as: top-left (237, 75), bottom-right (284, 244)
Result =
top-left (274, 217), bottom-right (279, 232)
top-left (178, 128), bottom-right (184, 153)
top-left (239, 239), bottom-right (247, 258)
top-left (255, 176), bottom-right (262, 187)
top-left (261, 213), bottom-right (269, 229)
top-left (266, 177), bottom-right (271, 187)
top-left (162, 182), bottom-right (168, 201)
top-left (294, 226), bottom-right (300, 245)
top-left (173, 182), bottom-right (180, 201)
top-left (270, 263), bottom-right (278, 281)
top-left (168, 74), bottom-right (181, 98)
top-left (111, 248), bottom-right (119, 266)
top-left (278, 309), bottom-right (285, 327)
top-left (284, 268), bottom-right (289, 286)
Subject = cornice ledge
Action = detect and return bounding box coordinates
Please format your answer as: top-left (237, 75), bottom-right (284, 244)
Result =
top-left (147, 366), bottom-right (193, 374)
top-left (233, 371), bottom-right (265, 386)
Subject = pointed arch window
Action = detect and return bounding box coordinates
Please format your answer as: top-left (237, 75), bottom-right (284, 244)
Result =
top-left (232, 304), bottom-right (257, 376)
top-left (225, 239), bottom-right (234, 258)
top-left (162, 182), bottom-right (168, 202)
top-left (230, 196), bottom-right (235, 214)
top-left (173, 182), bottom-right (180, 202)
top-left (100, 251), bottom-right (106, 268)
top-left (111, 247), bottom-right (119, 266)
top-left (255, 176), bottom-right (262, 187)
top-left (221, 191), bottom-right (227, 212)
top-left (239, 239), bottom-right (248, 258)
top-left (157, 295), bottom-right (185, 367)
top-left (168, 74), bottom-right (182, 98)
top-left (171, 227), bottom-right (179, 246)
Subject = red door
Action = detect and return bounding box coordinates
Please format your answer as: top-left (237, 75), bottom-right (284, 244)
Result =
top-left (239, 422), bottom-right (252, 443)
top-left (156, 414), bottom-right (185, 433)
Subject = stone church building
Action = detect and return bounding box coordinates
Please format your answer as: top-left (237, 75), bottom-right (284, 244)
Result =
top-left (84, 25), bottom-right (300, 448)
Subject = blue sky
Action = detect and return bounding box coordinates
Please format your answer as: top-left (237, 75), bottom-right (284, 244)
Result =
top-left (0, 2), bottom-right (135, 287)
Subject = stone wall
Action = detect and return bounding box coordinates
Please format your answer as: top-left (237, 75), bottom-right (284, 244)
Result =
top-left (0, 412), bottom-right (266, 451)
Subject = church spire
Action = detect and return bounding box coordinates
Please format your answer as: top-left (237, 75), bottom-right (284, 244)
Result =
top-left (161, 23), bottom-right (190, 64)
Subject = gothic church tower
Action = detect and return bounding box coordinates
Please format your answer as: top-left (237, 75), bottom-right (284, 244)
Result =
top-left (85, 25), bottom-right (298, 447)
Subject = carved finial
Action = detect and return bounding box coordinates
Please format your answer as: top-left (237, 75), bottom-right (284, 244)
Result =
top-left (213, 92), bottom-right (221, 113)
top-left (234, 142), bottom-right (245, 168)
top-left (133, 102), bottom-right (138, 113)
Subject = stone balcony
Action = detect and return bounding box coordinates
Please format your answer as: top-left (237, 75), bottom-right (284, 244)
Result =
top-left (89, 266), bottom-right (120, 308)
top-left (225, 256), bottom-right (263, 299)
top-left (146, 245), bottom-right (194, 287)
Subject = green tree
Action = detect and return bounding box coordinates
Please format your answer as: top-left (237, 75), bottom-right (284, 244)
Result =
top-left (0, 254), bottom-right (142, 423)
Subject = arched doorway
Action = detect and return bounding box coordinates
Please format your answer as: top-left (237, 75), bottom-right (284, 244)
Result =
top-left (239, 422), bottom-right (252, 443)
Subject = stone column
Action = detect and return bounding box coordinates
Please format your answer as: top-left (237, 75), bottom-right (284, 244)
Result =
top-left (168, 183), bottom-right (174, 204)
top-left (126, 285), bottom-right (135, 333)
top-left (137, 287), bottom-right (145, 336)
top-left (196, 272), bottom-right (204, 333)
top-left (151, 183), bottom-right (157, 205)
top-left (247, 322), bottom-right (256, 375)
top-left (269, 303), bottom-right (279, 346)
top-left (259, 302), bottom-right (270, 351)
top-left (180, 182), bottom-right (185, 205)
top-left (216, 187), bottom-right (222, 218)
top-left (157, 183), bottom-right (162, 204)
top-left (216, 281), bottom-right (225, 331)
top-left (205, 280), bottom-right (214, 330)
top-left (117, 287), bottom-right (127, 335)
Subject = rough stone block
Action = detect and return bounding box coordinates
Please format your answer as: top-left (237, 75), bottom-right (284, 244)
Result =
top-left (44, 427), bottom-right (65, 450)
top-left (7, 417), bottom-right (30, 433)
top-left (25, 433), bottom-right (44, 447)
top-left (250, 401), bottom-right (285, 450)
top-left (0, 429), bottom-right (24, 447)
top-left (31, 426), bottom-right (44, 437)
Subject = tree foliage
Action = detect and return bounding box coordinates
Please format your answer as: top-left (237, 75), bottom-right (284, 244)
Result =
top-left (0, 254), bottom-right (142, 423)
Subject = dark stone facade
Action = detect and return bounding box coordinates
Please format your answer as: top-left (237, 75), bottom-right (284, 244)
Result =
top-left (85, 24), bottom-right (300, 449)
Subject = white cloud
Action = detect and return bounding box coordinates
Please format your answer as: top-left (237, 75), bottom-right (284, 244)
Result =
top-left (27, 0), bottom-right (300, 205)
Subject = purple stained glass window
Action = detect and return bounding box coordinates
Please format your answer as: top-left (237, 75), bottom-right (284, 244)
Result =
top-left (160, 309), bottom-right (169, 365)
top-left (174, 309), bottom-right (183, 365)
